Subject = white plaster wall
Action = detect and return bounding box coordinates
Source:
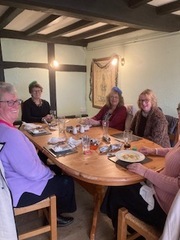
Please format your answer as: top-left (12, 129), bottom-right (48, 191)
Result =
top-left (121, 34), bottom-right (180, 116)
top-left (1, 38), bottom-right (47, 63)
top-left (4, 68), bottom-right (49, 120)
top-left (1, 38), bottom-right (87, 118)
top-left (55, 44), bottom-right (86, 65)
top-left (86, 31), bottom-right (180, 118)
top-left (56, 71), bottom-right (86, 116)
top-left (2, 30), bottom-right (180, 120)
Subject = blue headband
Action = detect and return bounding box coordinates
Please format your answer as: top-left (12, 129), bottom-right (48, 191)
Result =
top-left (112, 87), bottom-right (122, 95)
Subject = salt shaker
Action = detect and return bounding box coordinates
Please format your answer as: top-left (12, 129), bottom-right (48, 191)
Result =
top-left (80, 125), bottom-right (85, 133)
top-left (73, 127), bottom-right (77, 135)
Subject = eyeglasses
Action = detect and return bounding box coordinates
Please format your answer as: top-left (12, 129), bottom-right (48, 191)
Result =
top-left (110, 96), bottom-right (119, 99)
top-left (32, 90), bottom-right (42, 93)
top-left (0, 99), bottom-right (23, 107)
top-left (139, 99), bottom-right (150, 104)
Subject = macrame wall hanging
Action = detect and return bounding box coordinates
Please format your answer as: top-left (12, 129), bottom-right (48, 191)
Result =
top-left (89, 55), bottom-right (119, 109)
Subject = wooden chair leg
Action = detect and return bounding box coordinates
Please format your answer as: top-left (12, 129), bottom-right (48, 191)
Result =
top-left (50, 195), bottom-right (57, 240)
top-left (117, 208), bottom-right (128, 240)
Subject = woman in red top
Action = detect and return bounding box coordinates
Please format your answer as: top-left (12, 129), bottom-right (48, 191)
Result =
top-left (86, 87), bottom-right (127, 131)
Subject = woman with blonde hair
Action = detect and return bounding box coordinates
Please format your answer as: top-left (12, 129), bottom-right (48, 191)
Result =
top-left (130, 89), bottom-right (170, 147)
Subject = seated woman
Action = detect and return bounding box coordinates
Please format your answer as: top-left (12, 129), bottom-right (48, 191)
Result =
top-left (160, 189), bottom-right (180, 240)
top-left (85, 87), bottom-right (127, 131)
top-left (0, 82), bottom-right (76, 227)
top-left (101, 144), bottom-right (180, 238)
top-left (130, 89), bottom-right (170, 147)
top-left (22, 81), bottom-right (61, 174)
top-left (22, 81), bottom-right (52, 123)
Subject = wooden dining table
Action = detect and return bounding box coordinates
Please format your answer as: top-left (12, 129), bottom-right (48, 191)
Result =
top-left (22, 119), bottom-right (165, 240)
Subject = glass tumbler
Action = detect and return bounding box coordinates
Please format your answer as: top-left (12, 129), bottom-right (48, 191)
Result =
top-left (123, 130), bottom-right (132, 149)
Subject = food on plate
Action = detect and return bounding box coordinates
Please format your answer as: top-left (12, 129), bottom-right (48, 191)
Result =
top-left (121, 153), bottom-right (139, 161)
top-left (115, 150), bottom-right (145, 162)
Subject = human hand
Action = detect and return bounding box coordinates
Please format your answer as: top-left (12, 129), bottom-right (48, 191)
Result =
top-left (85, 118), bottom-right (100, 126)
top-left (44, 114), bottom-right (53, 123)
top-left (138, 146), bottom-right (155, 155)
top-left (127, 163), bottom-right (147, 176)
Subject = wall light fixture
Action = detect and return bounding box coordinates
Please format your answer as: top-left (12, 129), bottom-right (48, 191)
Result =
top-left (111, 57), bottom-right (118, 66)
top-left (121, 58), bottom-right (125, 66)
top-left (50, 60), bottom-right (59, 68)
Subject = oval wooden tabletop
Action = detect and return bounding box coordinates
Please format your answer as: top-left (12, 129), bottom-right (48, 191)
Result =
top-left (22, 119), bottom-right (165, 186)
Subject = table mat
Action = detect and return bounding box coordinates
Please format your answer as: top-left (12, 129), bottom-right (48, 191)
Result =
top-left (43, 146), bottom-right (77, 157)
top-left (108, 155), bottom-right (152, 168)
top-left (27, 129), bottom-right (51, 136)
top-left (111, 132), bottom-right (142, 142)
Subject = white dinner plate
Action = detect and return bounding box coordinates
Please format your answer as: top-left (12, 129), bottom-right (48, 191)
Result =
top-left (115, 150), bottom-right (145, 163)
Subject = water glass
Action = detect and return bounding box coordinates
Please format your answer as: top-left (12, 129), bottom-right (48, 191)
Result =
top-left (102, 120), bottom-right (109, 137)
top-left (123, 130), bottom-right (132, 149)
top-left (82, 135), bottom-right (91, 154)
top-left (49, 110), bottom-right (57, 127)
top-left (58, 116), bottom-right (66, 141)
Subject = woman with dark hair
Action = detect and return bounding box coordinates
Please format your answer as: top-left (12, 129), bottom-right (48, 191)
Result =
top-left (22, 81), bottom-right (52, 123)
top-left (130, 89), bottom-right (170, 147)
top-left (85, 87), bottom-right (127, 131)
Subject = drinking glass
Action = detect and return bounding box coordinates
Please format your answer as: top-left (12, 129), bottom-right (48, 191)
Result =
top-left (50, 110), bottom-right (57, 119)
top-left (49, 110), bottom-right (57, 127)
top-left (82, 135), bottom-right (91, 154)
top-left (123, 130), bottom-right (132, 149)
top-left (102, 120), bottom-right (109, 137)
top-left (57, 116), bottom-right (67, 141)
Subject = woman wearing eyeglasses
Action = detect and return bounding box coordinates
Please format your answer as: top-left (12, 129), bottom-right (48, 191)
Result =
top-left (22, 81), bottom-right (52, 123)
top-left (0, 82), bottom-right (76, 227)
top-left (85, 87), bottom-right (127, 131)
top-left (130, 89), bottom-right (170, 147)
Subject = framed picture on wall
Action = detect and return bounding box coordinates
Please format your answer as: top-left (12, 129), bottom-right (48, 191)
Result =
top-left (89, 55), bottom-right (119, 109)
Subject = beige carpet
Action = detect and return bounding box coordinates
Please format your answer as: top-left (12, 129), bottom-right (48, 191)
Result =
top-left (15, 181), bottom-right (114, 240)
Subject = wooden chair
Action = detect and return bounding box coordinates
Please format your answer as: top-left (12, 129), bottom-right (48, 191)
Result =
top-left (117, 207), bottom-right (161, 240)
top-left (14, 195), bottom-right (57, 240)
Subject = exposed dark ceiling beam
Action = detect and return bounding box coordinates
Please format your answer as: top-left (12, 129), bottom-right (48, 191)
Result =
top-left (0, 29), bottom-right (87, 47)
top-left (0, 61), bottom-right (86, 72)
top-left (1, 0), bottom-right (180, 32)
top-left (0, 7), bottom-right (23, 29)
top-left (156, 1), bottom-right (180, 15)
top-left (24, 15), bottom-right (60, 36)
top-left (46, 20), bottom-right (94, 38)
top-left (69, 24), bottom-right (120, 41)
top-left (85, 27), bottom-right (138, 43)
top-left (128, 0), bottom-right (151, 9)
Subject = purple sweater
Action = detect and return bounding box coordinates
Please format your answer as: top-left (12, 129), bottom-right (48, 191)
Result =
top-left (0, 123), bottom-right (54, 207)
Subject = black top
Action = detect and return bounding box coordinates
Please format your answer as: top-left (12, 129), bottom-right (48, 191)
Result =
top-left (137, 115), bottom-right (147, 137)
top-left (21, 98), bottom-right (51, 123)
